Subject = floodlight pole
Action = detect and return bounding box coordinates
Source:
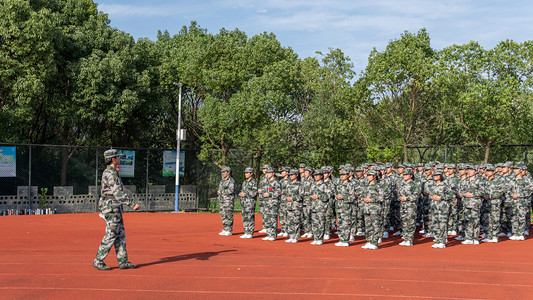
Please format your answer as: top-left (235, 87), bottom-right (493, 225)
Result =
top-left (174, 82), bottom-right (183, 212)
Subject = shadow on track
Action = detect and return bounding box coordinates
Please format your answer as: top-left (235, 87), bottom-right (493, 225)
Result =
top-left (138, 250), bottom-right (237, 267)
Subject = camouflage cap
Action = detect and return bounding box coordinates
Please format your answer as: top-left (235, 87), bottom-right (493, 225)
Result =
top-left (265, 166), bottom-right (276, 173)
top-left (262, 164), bottom-right (270, 170)
top-left (457, 163), bottom-right (466, 170)
top-left (221, 166), bottom-right (231, 172)
top-left (449, 164), bottom-right (456, 169)
top-left (327, 166), bottom-right (334, 173)
top-left (417, 163), bottom-right (424, 167)
top-left (103, 149), bottom-right (125, 159)
top-left (386, 162), bottom-right (393, 168)
top-left (299, 163), bottom-right (307, 169)
top-left (355, 166), bottom-right (364, 172)
top-left (424, 163), bottom-right (433, 170)
top-left (485, 164), bottom-right (495, 171)
top-left (504, 161), bottom-right (513, 168)
top-left (313, 168), bottom-right (324, 175)
top-left (289, 168), bottom-right (299, 175)
top-left (280, 166), bottom-right (290, 173)
top-left (403, 169), bottom-right (414, 175)
top-left (338, 164), bottom-right (345, 170)
top-left (339, 168), bottom-right (350, 175)
top-left (397, 164), bottom-right (405, 169)
top-left (495, 163), bottom-right (503, 168)
top-left (345, 163), bottom-right (353, 168)
top-left (433, 169), bottom-right (443, 176)
top-left (465, 164), bottom-right (475, 170)
top-left (305, 166), bottom-right (314, 173)
top-left (244, 167), bottom-right (254, 173)
top-left (435, 163), bottom-right (445, 169)
top-left (366, 170), bottom-right (377, 176)
top-left (515, 162), bottom-right (528, 170)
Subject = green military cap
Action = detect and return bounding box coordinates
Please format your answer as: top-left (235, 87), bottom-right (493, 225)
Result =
top-left (265, 166), bottom-right (275, 173)
top-left (515, 162), bottom-right (528, 170)
top-left (405, 164), bottom-right (414, 169)
top-left (504, 161), bottom-right (513, 168)
top-left (280, 166), bottom-right (290, 172)
top-left (366, 170), bottom-right (377, 176)
top-left (424, 163), bottom-right (433, 170)
top-left (449, 164), bottom-right (456, 169)
top-left (495, 163), bottom-right (503, 168)
top-left (403, 169), bottom-right (414, 175)
top-left (348, 166), bottom-right (355, 172)
top-left (478, 164), bottom-right (486, 169)
top-left (386, 162), bottom-right (393, 168)
top-left (262, 164), bottom-right (270, 170)
top-left (457, 163), bottom-right (465, 170)
top-left (305, 166), bottom-right (314, 173)
top-left (355, 166), bottom-right (364, 172)
top-left (435, 163), bottom-right (445, 169)
top-left (397, 164), bottom-right (405, 169)
top-left (485, 164), bottom-right (495, 171)
top-left (221, 166), bottom-right (231, 172)
top-left (338, 164), bottom-right (345, 170)
top-left (327, 166), bottom-right (334, 172)
top-left (417, 163), bottom-right (424, 167)
top-left (103, 149), bottom-right (125, 159)
top-left (299, 163), bottom-right (307, 168)
top-left (313, 168), bottom-right (324, 175)
top-left (466, 164), bottom-right (475, 170)
top-left (289, 168), bottom-right (299, 175)
top-left (244, 167), bottom-right (254, 173)
top-left (339, 168), bottom-right (350, 175)
top-left (433, 169), bottom-right (443, 176)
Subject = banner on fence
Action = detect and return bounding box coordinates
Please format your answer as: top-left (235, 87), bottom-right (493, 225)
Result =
top-left (118, 150), bottom-right (135, 177)
top-left (162, 150), bottom-right (185, 177)
top-left (0, 147), bottom-right (16, 177)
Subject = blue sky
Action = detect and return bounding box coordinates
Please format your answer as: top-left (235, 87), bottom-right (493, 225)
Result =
top-left (97, 0), bottom-right (533, 73)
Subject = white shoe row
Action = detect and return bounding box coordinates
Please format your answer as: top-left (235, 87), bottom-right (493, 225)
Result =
top-left (335, 242), bottom-right (349, 247)
top-left (277, 232), bottom-right (289, 237)
top-left (461, 240), bottom-right (480, 245)
top-left (509, 235), bottom-right (525, 240)
top-left (310, 240), bottom-right (323, 245)
top-left (361, 242), bottom-right (378, 250)
top-left (239, 234), bottom-right (253, 239)
top-left (218, 230), bottom-right (232, 236)
top-left (431, 243), bottom-right (446, 249)
top-left (399, 240), bottom-right (412, 246)
top-left (262, 236), bottom-right (275, 241)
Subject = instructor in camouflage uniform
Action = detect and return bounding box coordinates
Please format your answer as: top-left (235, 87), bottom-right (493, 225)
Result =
top-left (218, 166), bottom-right (235, 236)
top-left (93, 149), bottom-right (140, 271)
top-left (239, 167), bottom-right (257, 239)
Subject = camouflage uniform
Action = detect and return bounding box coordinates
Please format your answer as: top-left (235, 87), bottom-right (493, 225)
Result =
top-left (335, 174), bottom-right (356, 244)
top-left (310, 174), bottom-right (333, 242)
top-left (354, 173), bottom-right (366, 235)
top-left (509, 172), bottom-right (533, 237)
top-left (484, 173), bottom-right (504, 240)
top-left (397, 172), bottom-right (421, 243)
top-left (218, 171), bottom-right (236, 233)
top-left (445, 172), bottom-right (460, 233)
top-left (360, 173), bottom-right (385, 246)
top-left (380, 171), bottom-right (395, 235)
top-left (279, 172), bottom-right (291, 235)
top-left (258, 172), bottom-right (269, 231)
top-left (94, 161), bottom-right (137, 267)
top-left (425, 172), bottom-right (454, 245)
top-left (499, 172), bottom-right (514, 235)
top-left (457, 171), bottom-right (485, 242)
top-left (283, 175), bottom-right (304, 241)
top-left (239, 174), bottom-right (258, 236)
top-left (419, 171), bottom-right (433, 233)
top-left (301, 172), bottom-right (313, 235)
top-left (263, 174), bottom-right (281, 239)
top-left (323, 174), bottom-right (336, 235)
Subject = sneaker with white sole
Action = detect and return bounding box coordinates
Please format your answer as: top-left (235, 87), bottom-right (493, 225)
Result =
top-left (448, 230), bottom-right (457, 236)
top-left (399, 241), bottom-right (407, 246)
top-left (356, 231), bottom-right (365, 236)
top-left (349, 236), bottom-right (355, 242)
top-left (378, 238), bottom-right (382, 244)
top-left (283, 232), bottom-right (289, 237)
top-left (383, 232), bottom-right (389, 239)
top-left (419, 229), bottom-right (426, 234)
top-left (516, 235), bottom-right (525, 241)
top-left (324, 234), bottom-right (330, 240)
top-left (335, 242), bottom-right (349, 247)
top-left (259, 229), bottom-right (266, 233)
top-left (435, 243), bottom-right (446, 248)
top-left (277, 233), bottom-right (285, 237)
top-left (291, 239), bottom-right (298, 243)
top-left (315, 240), bottom-right (323, 245)
top-left (509, 235), bottom-right (518, 240)
top-left (461, 240), bottom-right (473, 245)
top-left (473, 240), bottom-right (479, 245)
top-left (367, 244), bottom-right (378, 250)
top-left (393, 231), bottom-right (402, 236)
top-left (310, 240), bottom-right (317, 245)
top-left (285, 239), bottom-right (293, 243)
top-left (361, 243), bottom-right (370, 249)
top-left (498, 232), bottom-right (508, 237)
top-left (240, 234), bottom-right (247, 239)
top-left (455, 235), bottom-right (464, 241)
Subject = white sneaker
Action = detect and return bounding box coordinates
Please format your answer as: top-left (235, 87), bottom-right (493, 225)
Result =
top-left (282, 232), bottom-right (289, 237)
top-left (310, 240), bottom-right (317, 245)
top-left (404, 241), bottom-right (413, 246)
top-left (285, 239), bottom-right (293, 243)
top-left (436, 243), bottom-right (446, 249)
top-left (455, 235), bottom-right (464, 241)
top-left (419, 229), bottom-right (426, 234)
top-left (220, 231), bottom-right (231, 236)
top-left (245, 234), bottom-right (253, 239)
top-left (335, 242), bottom-right (342, 246)
top-left (431, 243), bottom-right (438, 248)
top-left (448, 230), bottom-right (457, 235)
top-left (488, 238), bottom-right (498, 243)
top-left (461, 240), bottom-right (473, 245)
top-left (240, 234), bottom-right (247, 238)
top-left (473, 240), bottom-right (480, 245)
top-left (349, 236), bottom-right (355, 242)
top-left (367, 244), bottom-right (378, 250)
top-left (378, 238), bottom-right (382, 244)
top-left (393, 231), bottom-right (402, 236)
top-left (324, 234), bottom-right (330, 240)
top-left (498, 232), bottom-right (508, 237)
top-left (277, 232), bottom-right (285, 237)
top-left (356, 231), bottom-right (365, 236)
top-left (307, 233), bottom-right (314, 238)
top-left (516, 235), bottom-right (525, 241)
top-left (291, 239), bottom-right (298, 243)
top-left (259, 229), bottom-right (266, 233)
top-left (509, 235), bottom-right (518, 240)
top-left (383, 232), bottom-right (389, 238)
top-left (219, 231), bottom-right (227, 236)
top-left (399, 241), bottom-right (407, 246)
top-left (262, 236), bottom-right (274, 241)
top-left (315, 240), bottom-right (323, 245)
top-left (336, 242), bottom-right (349, 247)
top-left (361, 243), bottom-right (370, 249)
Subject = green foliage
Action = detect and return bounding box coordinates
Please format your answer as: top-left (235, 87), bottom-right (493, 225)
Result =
top-left (38, 187), bottom-right (49, 208)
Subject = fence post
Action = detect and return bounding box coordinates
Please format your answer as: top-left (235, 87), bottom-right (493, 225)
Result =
top-left (145, 150), bottom-right (149, 209)
top-left (444, 146), bottom-right (448, 163)
top-left (28, 145), bottom-right (32, 210)
top-left (525, 146), bottom-right (528, 164)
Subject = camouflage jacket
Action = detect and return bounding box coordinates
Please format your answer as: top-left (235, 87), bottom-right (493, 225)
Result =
top-left (263, 177), bottom-right (281, 200)
top-left (240, 178), bottom-right (258, 200)
top-left (360, 180), bottom-right (385, 204)
top-left (310, 180), bottom-right (332, 211)
top-left (509, 175), bottom-right (533, 198)
top-left (302, 176), bottom-right (313, 197)
top-left (457, 176), bottom-right (485, 199)
top-left (99, 165), bottom-right (135, 214)
top-left (323, 178), bottom-right (336, 200)
top-left (218, 176), bottom-right (235, 201)
top-left (283, 180), bottom-right (304, 210)
top-left (396, 179), bottom-right (421, 202)
top-left (258, 175), bottom-right (268, 200)
top-left (484, 176), bottom-right (505, 200)
top-left (425, 180), bottom-right (454, 202)
top-left (336, 180), bottom-right (355, 204)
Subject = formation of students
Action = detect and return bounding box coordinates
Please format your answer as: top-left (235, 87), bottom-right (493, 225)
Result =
top-left (216, 161), bottom-right (533, 249)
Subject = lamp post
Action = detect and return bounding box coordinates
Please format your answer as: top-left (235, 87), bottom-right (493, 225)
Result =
top-left (174, 82), bottom-right (183, 212)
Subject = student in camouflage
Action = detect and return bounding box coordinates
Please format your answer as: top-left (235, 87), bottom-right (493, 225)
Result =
top-left (354, 166), bottom-right (366, 236)
top-left (257, 165), bottom-right (270, 233)
top-left (93, 149), bottom-right (140, 271)
top-left (323, 166), bottom-right (335, 240)
top-left (445, 164), bottom-right (460, 235)
top-left (482, 164), bottom-right (504, 243)
top-left (397, 169), bottom-right (421, 246)
top-left (301, 167), bottom-right (314, 238)
top-left (498, 162), bottom-right (514, 237)
top-left (278, 167), bottom-right (291, 238)
top-left (309, 168), bottom-right (332, 245)
top-left (457, 165), bottom-right (485, 245)
top-left (425, 170), bottom-right (454, 248)
top-left (335, 168), bottom-right (356, 247)
top-left (218, 166), bottom-right (236, 236)
top-left (239, 167), bottom-right (258, 239)
top-left (360, 170), bottom-right (385, 250)
top-left (261, 167), bottom-right (281, 241)
top-left (509, 163), bottom-right (533, 240)
top-left (419, 165), bottom-right (433, 235)
top-left (283, 169), bottom-right (304, 243)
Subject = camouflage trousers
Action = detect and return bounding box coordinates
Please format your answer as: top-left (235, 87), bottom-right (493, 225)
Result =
top-left (512, 197), bottom-right (529, 236)
top-left (447, 200), bottom-right (459, 232)
top-left (311, 206), bottom-right (327, 241)
top-left (326, 199), bottom-right (336, 232)
top-left (241, 198), bottom-right (256, 235)
top-left (486, 199), bottom-right (501, 240)
top-left (500, 199), bottom-right (513, 234)
top-left (302, 201), bottom-right (312, 233)
top-left (363, 202), bottom-right (382, 246)
top-left (259, 199), bottom-right (266, 230)
top-left (336, 201), bottom-right (355, 243)
top-left (355, 201), bottom-right (365, 234)
top-left (429, 200), bottom-right (450, 244)
top-left (400, 201), bottom-right (417, 243)
top-left (456, 199), bottom-right (465, 237)
top-left (219, 199), bottom-right (234, 232)
top-left (418, 196), bottom-right (431, 231)
top-left (480, 199), bottom-right (491, 230)
top-left (381, 197), bottom-right (392, 233)
top-left (94, 212), bottom-right (129, 266)
top-left (389, 197), bottom-right (401, 230)
top-left (263, 199), bottom-right (280, 238)
top-left (463, 199), bottom-right (481, 241)
top-left (279, 201), bottom-right (288, 234)
top-left (525, 196), bottom-right (532, 232)
top-left (286, 208), bottom-right (302, 240)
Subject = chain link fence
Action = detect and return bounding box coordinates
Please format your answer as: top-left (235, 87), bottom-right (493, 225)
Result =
top-left (1, 143), bottom-right (532, 215)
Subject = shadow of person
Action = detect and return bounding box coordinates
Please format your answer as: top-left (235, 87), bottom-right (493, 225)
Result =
top-left (138, 249), bottom-right (236, 267)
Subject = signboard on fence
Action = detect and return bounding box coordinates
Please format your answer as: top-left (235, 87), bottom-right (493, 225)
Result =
top-left (118, 150), bottom-right (135, 177)
top-left (163, 150), bottom-right (185, 177)
top-left (0, 147), bottom-right (16, 177)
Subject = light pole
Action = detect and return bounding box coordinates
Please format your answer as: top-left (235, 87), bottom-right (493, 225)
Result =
top-left (174, 82), bottom-right (183, 212)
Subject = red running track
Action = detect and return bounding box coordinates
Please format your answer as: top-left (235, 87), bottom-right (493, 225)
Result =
top-left (1, 212), bottom-right (533, 299)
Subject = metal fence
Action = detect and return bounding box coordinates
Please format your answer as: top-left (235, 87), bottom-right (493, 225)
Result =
top-left (1, 143), bottom-right (533, 215)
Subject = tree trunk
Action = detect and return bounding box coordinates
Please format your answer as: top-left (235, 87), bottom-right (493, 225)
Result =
top-left (484, 143), bottom-right (491, 163)
top-left (403, 141), bottom-right (408, 163)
